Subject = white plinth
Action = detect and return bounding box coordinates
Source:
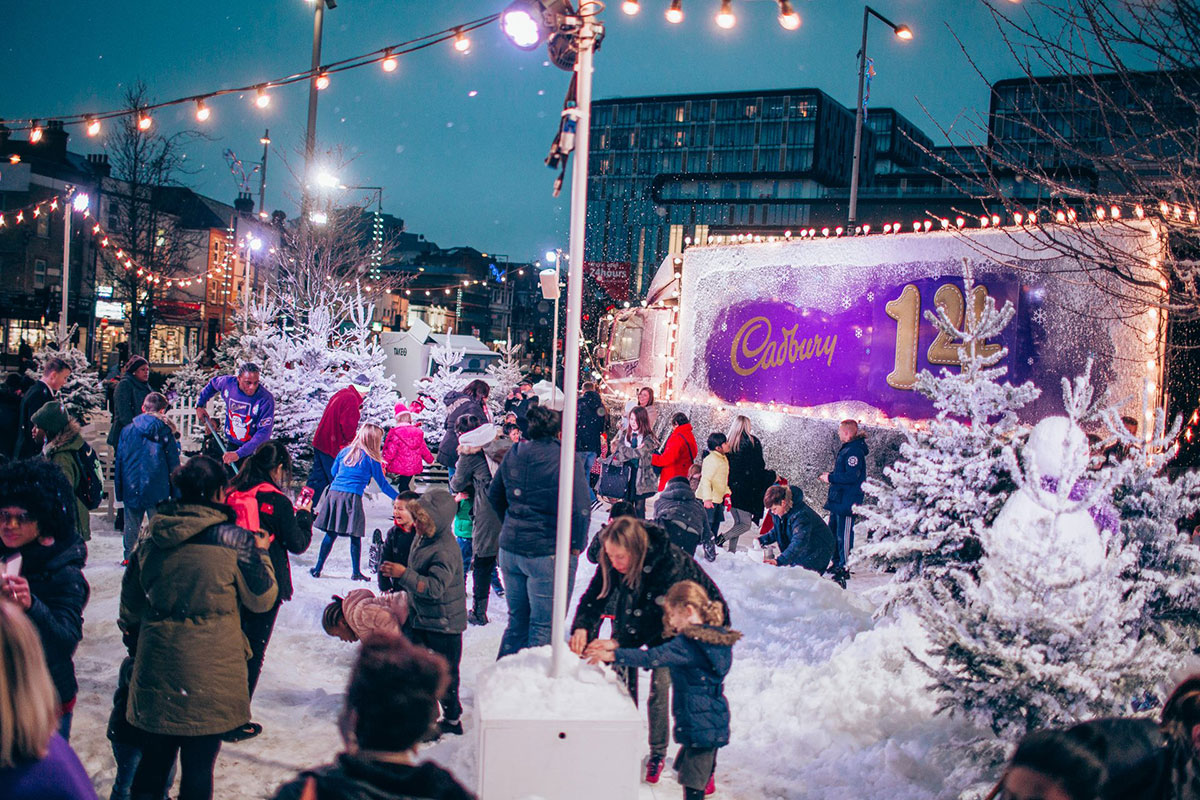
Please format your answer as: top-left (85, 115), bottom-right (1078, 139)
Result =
top-left (476, 646), bottom-right (645, 800)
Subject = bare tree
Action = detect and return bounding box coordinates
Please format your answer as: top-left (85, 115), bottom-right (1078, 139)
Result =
top-left (102, 82), bottom-right (205, 355)
top-left (924, 0), bottom-right (1200, 319)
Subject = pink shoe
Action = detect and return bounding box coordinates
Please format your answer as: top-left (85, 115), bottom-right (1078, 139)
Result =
top-left (645, 755), bottom-right (665, 784)
top-left (705, 774), bottom-right (716, 796)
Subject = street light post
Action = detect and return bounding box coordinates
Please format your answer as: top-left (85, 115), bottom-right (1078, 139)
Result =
top-left (302, 0), bottom-right (336, 221)
top-left (848, 5), bottom-right (912, 227)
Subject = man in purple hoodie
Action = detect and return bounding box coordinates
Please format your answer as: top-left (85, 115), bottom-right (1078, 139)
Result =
top-left (195, 363), bottom-right (275, 468)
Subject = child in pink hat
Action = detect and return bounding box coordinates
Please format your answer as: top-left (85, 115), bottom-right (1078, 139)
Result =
top-left (382, 403), bottom-right (433, 493)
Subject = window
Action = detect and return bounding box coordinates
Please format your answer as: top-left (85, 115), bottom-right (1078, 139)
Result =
top-left (33, 258), bottom-right (47, 289)
top-left (36, 211), bottom-right (50, 238)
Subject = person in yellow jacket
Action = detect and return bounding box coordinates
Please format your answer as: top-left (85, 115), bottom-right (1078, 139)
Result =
top-left (695, 433), bottom-right (732, 562)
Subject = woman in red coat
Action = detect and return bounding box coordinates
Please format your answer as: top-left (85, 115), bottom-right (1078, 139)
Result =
top-left (651, 413), bottom-right (698, 492)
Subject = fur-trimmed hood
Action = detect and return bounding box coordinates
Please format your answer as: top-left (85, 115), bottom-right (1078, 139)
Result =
top-left (44, 421), bottom-right (83, 456)
top-left (678, 623), bottom-right (742, 647)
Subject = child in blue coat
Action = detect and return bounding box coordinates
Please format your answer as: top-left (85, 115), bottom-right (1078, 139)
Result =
top-left (588, 580), bottom-right (741, 800)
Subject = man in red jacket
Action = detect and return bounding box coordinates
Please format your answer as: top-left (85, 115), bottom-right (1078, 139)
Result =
top-left (306, 378), bottom-right (369, 504)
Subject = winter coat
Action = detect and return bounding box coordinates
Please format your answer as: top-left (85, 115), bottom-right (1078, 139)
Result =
top-left (760, 485), bottom-right (835, 574)
top-left (0, 733), bottom-right (98, 800)
top-left (1, 533), bottom-right (88, 706)
top-left (622, 400), bottom-right (659, 436)
top-left (14, 380), bottom-right (55, 460)
top-left (651, 423), bottom-right (698, 492)
top-left (119, 501), bottom-right (277, 736)
top-left (379, 522), bottom-right (416, 593)
top-left (696, 451), bottom-right (731, 506)
top-left (244, 482), bottom-right (313, 602)
top-left (419, 486), bottom-right (459, 543)
top-left (107, 374), bottom-right (152, 448)
top-left (115, 413), bottom-right (180, 511)
top-left (395, 507), bottom-right (468, 635)
top-left (383, 424), bottom-right (435, 477)
top-left (450, 442), bottom-right (502, 559)
top-left (342, 588), bottom-right (408, 638)
top-left (728, 434), bottom-right (770, 518)
top-left (490, 438), bottom-right (591, 557)
top-left (196, 375), bottom-right (276, 459)
top-left (43, 427), bottom-right (91, 542)
top-left (825, 435), bottom-right (868, 514)
top-left (328, 447), bottom-right (399, 500)
top-left (437, 391), bottom-right (487, 469)
top-left (575, 390), bottom-right (608, 453)
top-left (0, 383), bottom-right (23, 459)
top-left (271, 754), bottom-right (475, 800)
top-left (312, 386), bottom-right (363, 458)
top-left (653, 477), bottom-right (711, 555)
top-left (614, 624), bottom-right (740, 749)
top-left (612, 429), bottom-right (660, 499)
top-left (572, 522), bottom-right (729, 648)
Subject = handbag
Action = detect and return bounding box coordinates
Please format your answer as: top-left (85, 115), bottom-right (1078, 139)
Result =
top-left (597, 459), bottom-right (633, 499)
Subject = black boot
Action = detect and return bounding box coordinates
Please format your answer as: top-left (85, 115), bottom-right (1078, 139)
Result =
top-left (685, 788), bottom-right (706, 800)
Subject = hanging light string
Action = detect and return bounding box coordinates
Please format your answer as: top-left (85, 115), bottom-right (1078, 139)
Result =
top-left (1, 13), bottom-right (500, 134)
top-left (0, 195), bottom-right (63, 227)
top-left (401, 263), bottom-right (542, 298)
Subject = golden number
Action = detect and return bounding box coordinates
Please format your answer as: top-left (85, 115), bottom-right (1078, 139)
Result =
top-left (968, 286), bottom-right (1002, 361)
top-left (927, 284), bottom-right (965, 366)
top-left (885, 284), bottom-right (920, 389)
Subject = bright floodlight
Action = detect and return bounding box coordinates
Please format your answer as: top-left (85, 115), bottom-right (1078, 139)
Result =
top-left (249, 236), bottom-right (263, 251)
top-left (894, 24), bottom-right (913, 39)
top-left (545, 250), bottom-right (558, 263)
top-left (72, 194), bottom-right (90, 212)
top-left (315, 171), bottom-right (340, 189)
top-left (501, 2), bottom-right (543, 49)
top-left (310, 210), bottom-right (329, 225)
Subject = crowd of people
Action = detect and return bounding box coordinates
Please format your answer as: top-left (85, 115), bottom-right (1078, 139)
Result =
top-left (2, 359), bottom-right (1190, 800)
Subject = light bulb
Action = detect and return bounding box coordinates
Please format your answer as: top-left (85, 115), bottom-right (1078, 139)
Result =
top-left (666, 0), bottom-right (684, 23)
top-left (777, 0), bottom-right (800, 29)
top-left (137, 114), bottom-right (152, 131)
top-left (381, 52), bottom-right (398, 72)
top-left (454, 30), bottom-right (471, 53)
top-left (894, 24), bottom-right (913, 40)
top-left (29, 125), bottom-right (43, 144)
top-left (715, 0), bottom-right (735, 28)
top-left (622, 0), bottom-right (640, 14)
top-left (195, 101), bottom-right (211, 122)
top-left (315, 73), bottom-right (330, 90)
top-left (86, 118), bottom-right (101, 137)
top-left (255, 88), bottom-right (271, 109)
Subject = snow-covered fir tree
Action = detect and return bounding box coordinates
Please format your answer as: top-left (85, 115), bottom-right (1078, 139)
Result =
top-left (414, 343), bottom-right (466, 443)
top-left (914, 372), bottom-right (1152, 741)
top-left (165, 345), bottom-right (214, 404)
top-left (856, 265), bottom-right (1039, 612)
top-left (27, 326), bottom-right (105, 423)
top-left (486, 341), bottom-right (523, 418)
top-left (331, 288), bottom-right (400, 427)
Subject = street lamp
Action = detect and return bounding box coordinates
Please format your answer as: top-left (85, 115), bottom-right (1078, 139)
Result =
top-left (302, 0), bottom-right (337, 223)
top-left (848, 5), bottom-right (913, 227)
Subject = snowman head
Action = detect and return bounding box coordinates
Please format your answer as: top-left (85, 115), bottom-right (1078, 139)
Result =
top-left (1024, 416), bottom-right (1089, 483)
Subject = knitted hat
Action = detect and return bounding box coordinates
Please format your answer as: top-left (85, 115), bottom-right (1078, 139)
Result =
top-left (31, 401), bottom-right (70, 436)
top-left (394, 401), bottom-right (411, 416)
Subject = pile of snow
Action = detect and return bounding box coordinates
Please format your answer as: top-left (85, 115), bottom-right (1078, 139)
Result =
top-left (479, 646), bottom-right (643, 722)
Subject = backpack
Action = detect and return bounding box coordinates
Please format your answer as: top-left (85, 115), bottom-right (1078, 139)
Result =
top-left (226, 482), bottom-right (276, 533)
top-left (71, 443), bottom-right (104, 510)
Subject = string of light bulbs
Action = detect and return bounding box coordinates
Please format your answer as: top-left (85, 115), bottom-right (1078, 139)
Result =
top-left (1, 13), bottom-right (500, 137)
top-left (615, 0), bottom-right (802, 31)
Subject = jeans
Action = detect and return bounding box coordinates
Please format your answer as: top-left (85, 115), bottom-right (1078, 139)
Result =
top-left (123, 506), bottom-right (155, 561)
top-left (578, 451), bottom-right (599, 502)
top-left (497, 549), bottom-right (577, 659)
top-left (111, 741), bottom-right (142, 800)
top-left (409, 629), bottom-right (463, 721)
top-left (457, 536), bottom-right (474, 576)
top-left (622, 665), bottom-right (671, 758)
top-left (724, 508), bottom-right (753, 552)
top-left (305, 450), bottom-right (337, 507)
top-left (130, 733), bottom-right (222, 800)
top-left (829, 512), bottom-right (855, 570)
top-left (313, 532), bottom-right (362, 576)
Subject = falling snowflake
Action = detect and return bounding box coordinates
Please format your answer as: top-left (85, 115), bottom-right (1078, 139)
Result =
top-left (867, 291), bottom-right (875, 302)
top-left (854, 327), bottom-right (863, 339)
top-left (1027, 357), bottom-right (1035, 365)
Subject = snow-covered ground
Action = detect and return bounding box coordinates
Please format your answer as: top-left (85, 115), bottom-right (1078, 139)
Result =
top-left (70, 493), bottom-right (982, 799)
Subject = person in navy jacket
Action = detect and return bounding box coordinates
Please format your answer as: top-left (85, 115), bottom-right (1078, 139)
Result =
top-left (759, 484), bottom-right (836, 577)
top-left (820, 419), bottom-right (868, 582)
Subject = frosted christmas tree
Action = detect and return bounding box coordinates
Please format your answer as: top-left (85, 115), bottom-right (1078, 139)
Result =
top-left (486, 341), bottom-right (523, 418)
top-left (165, 345), bottom-right (214, 404)
top-left (414, 343), bottom-right (466, 443)
top-left (857, 265), bottom-right (1039, 611)
top-left (331, 290), bottom-right (400, 427)
top-left (27, 325), bottom-right (105, 423)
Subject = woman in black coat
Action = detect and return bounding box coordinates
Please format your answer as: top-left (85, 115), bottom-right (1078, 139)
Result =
top-left (0, 458), bottom-right (89, 741)
top-left (225, 442), bottom-right (314, 742)
top-left (569, 516), bottom-right (729, 780)
top-left (436, 379), bottom-right (490, 472)
top-left (725, 415), bottom-right (770, 552)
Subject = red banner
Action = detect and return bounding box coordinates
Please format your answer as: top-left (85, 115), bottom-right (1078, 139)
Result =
top-left (587, 261), bottom-right (631, 302)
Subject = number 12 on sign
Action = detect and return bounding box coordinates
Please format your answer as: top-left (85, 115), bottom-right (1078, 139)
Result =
top-left (884, 282), bottom-right (1000, 390)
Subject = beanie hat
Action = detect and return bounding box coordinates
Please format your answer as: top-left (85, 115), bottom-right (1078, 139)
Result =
top-left (125, 356), bottom-right (149, 376)
top-left (32, 401), bottom-right (70, 436)
top-left (394, 402), bottom-right (410, 416)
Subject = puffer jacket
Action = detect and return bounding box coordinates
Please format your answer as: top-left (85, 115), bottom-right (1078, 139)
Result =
top-left (119, 501), bottom-right (277, 736)
top-left (651, 424), bottom-right (698, 492)
top-left (614, 624), bottom-right (740, 748)
top-left (696, 450), bottom-right (730, 506)
top-left (728, 434), bottom-right (769, 519)
top-left (826, 435), bottom-right (869, 513)
top-left (396, 493), bottom-right (467, 635)
top-left (450, 433), bottom-right (502, 559)
top-left (2, 532), bottom-right (88, 706)
top-left (108, 373), bottom-right (152, 448)
top-left (115, 413), bottom-right (180, 511)
top-left (436, 391), bottom-right (487, 469)
top-left (44, 425), bottom-right (91, 542)
top-left (575, 390), bottom-right (608, 454)
top-left (342, 588), bottom-right (408, 638)
top-left (383, 424), bottom-right (434, 477)
top-left (611, 429), bottom-right (660, 499)
top-left (271, 754), bottom-right (476, 800)
top-left (760, 485), bottom-right (835, 574)
top-left (653, 477), bottom-right (711, 555)
top-left (244, 481), bottom-right (312, 602)
top-left (489, 438), bottom-right (591, 557)
top-left (572, 522), bottom-right (729, 648)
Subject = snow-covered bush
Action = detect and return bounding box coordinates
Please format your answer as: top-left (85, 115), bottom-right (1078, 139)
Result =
top-left (414, 344), bottom-right (467, 443)
top-left (27, 326), bottom-right (105, 423)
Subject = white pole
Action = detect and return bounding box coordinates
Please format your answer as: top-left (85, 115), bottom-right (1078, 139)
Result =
top-left (550, 251), bottom-right (560, 397)
top-left (549, 14), bottom-right (597, 678)
top-left (60, 202), bottom-right (70, 341)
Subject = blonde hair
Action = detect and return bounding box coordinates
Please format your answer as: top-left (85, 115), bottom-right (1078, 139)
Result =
top-left (0, 599), bottom-right (59, 767)
top-left (598, 517), bottom-right (650, 598)
top-left (394, 411), bottom-right (413, 425)
top-left (343, 423), bottom-right (386, 468)
top-left (727, 415), bottom-right (753, 452)
top-left (662, 580), bottom-right (725, 636)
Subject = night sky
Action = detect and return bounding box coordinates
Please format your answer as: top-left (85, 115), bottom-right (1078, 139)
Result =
top-left (2, 0), bottom-right (1030, 263)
